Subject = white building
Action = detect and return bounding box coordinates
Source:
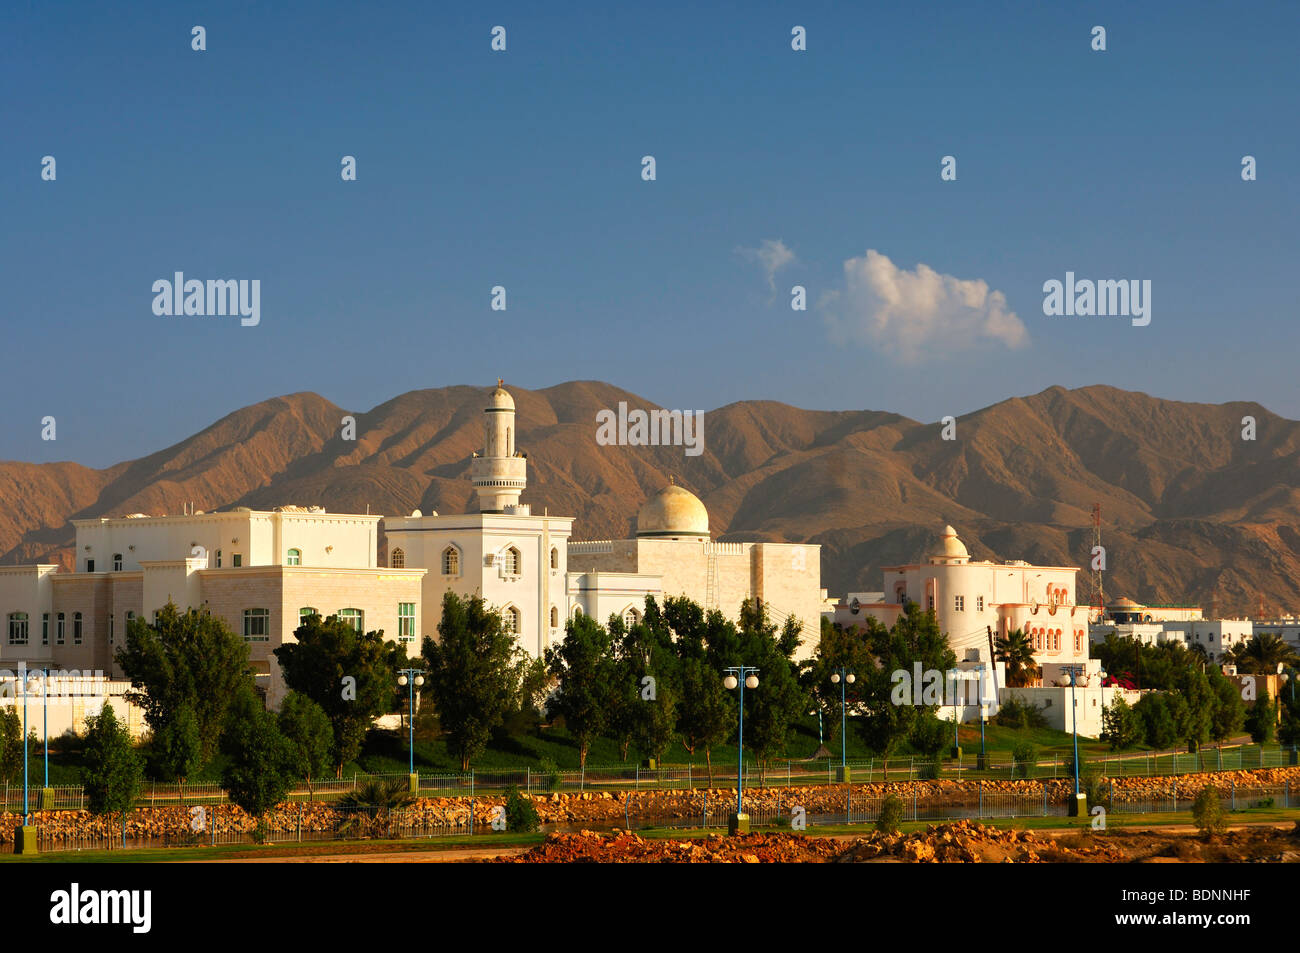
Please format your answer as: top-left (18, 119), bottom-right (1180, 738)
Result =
top-left (834, 525), bottom-right (1090, 667)
top-left (384, 383), bottom-right (574, 659)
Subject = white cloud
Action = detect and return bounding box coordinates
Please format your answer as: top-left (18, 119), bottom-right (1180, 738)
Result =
top-left (737, 238), bottom-right (796, 293)
top-left (823, 249), bottom-right (1028, 362)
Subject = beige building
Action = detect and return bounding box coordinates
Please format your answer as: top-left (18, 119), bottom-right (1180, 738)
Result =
top-left (567, 481), bottom-right (825, 658)
top-left (1, 507), bottom-right (426, 710)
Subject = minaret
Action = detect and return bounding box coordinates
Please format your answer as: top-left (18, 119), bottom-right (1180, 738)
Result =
top-left (470, 379), bottom-right (528, 513)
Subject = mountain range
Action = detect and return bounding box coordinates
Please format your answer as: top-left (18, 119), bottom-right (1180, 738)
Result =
top-left (3, 382), bottom-right (1298, 618)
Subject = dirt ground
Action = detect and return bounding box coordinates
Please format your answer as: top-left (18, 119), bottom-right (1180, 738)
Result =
top-left (490, 820), bottom-right (1300, 864)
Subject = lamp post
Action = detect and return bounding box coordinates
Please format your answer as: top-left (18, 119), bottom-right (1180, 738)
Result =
top-left (809, 709), bottom-right (823, 749)
top-left (829, 668), bottom-right (856, 782)
top-left (977, 662), bottom-right (989, 770)
top-left (723, 666), bottom-right (759, 834)
top-left (396, 669), bottom-right (425, 794)
top-left (1061, 663), bottom-right (1102, 816)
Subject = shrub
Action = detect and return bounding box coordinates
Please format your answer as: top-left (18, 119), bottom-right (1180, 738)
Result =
top-left (916, 757), bottom-right (942, 780)
top-left (1011, 741), bottom-right (1037, 779)
top-left (1191, 785), bottom-right (1226, 837)
top-left (538, 756), bottom-right (561, 792)
top-left (504, 784), bottom-right (540, 833)
top-left (996, 697), bottom-right (1048, 730)
top-left (876, 794), bottom-right (905, 833)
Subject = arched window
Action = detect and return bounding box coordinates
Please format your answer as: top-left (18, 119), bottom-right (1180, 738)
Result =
top-left (503, 606), bottom-right (521, 634)
top-left (550, 547), bottom-right (559, 570)
top-left (73, 611), bottom-right (83, 645)
top-left (215, 549), bottom-right (222, 568)
top-left (503, 547), bottom-right (521, 575)
top-left (113, 553), bottom-right (123, 571)
top-left (573, 605), bottom-right (583, 617)
top-left (286, 548), bottom-right (302, 566)
top-left (338, 608), bottom-right (363, 632)
top-left (390, 547), bottom-right (405, 569)
top-left (442, 546), bottom-right (460, 576)
top-left (623, 606), bottom-right (641, 629)
top-left (7, 612), bottom-right (29, 646)
top-left (299, 607), bottom-right (318, 625)
top-left (550, 606), bottom-right (559, 628)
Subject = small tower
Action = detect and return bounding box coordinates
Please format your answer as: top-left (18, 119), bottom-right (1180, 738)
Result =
top-left (470, 379), bottom-right (528, 512)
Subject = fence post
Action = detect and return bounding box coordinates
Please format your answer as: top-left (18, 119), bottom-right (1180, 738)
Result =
top-left (978, 780), bottom-right (983, 818)
top-left (1287, 780), bottom-right (1290, 808)
top-left (688, 763), bottom-right (692, 790)
top-left (1172, 777), bottom-right (1177, 811)
top-left (1218, 746), bottom-right (1222, 771)
top-left (526, 767), bottom-right (531, 795)
top-left (1231, 777), bottom-right (1236, 811)
top-left (635, 765), bottom-right (639, 792)
top-left (298, 801), bottom-right (302, 843)
top-left (1042, 785), bottom-right (1047, 817)
top-left (912, 786), bottom-right (917, 821)
top-left (580, 764), bottom-right (584, 793)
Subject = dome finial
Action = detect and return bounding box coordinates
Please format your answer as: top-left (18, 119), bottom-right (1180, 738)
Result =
top-left (669, 473), bottom-right (675, 485)
top-left (497, 377), bottom-right (503, 388)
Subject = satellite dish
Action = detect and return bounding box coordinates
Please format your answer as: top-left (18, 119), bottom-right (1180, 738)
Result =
top-left (849, 597), bottom-right (861, 615)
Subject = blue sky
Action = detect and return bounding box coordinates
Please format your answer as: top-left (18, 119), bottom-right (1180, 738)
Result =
top-left (3, 0), bottom-right (1297, 467)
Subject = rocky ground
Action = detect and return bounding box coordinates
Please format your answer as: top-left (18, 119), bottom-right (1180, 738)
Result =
top-left (5, 765), bottom-right (1299, 845)
top-left (495, 820), bottom-right (1300, 864)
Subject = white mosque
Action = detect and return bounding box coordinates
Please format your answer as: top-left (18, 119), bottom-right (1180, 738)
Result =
top-left (386, 382), bottom-right (827, 659)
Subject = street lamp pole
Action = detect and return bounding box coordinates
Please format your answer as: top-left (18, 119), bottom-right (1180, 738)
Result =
top-left (723, 665), bottom-right (759, 834)
top-left (829, 667), bottom-right (856, 782)
top-left (396, 668), bottom-right (426, 793)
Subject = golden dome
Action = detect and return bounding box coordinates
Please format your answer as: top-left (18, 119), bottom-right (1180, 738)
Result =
top-left (932, 524), bottom-right (969, 561)
top-left (488, 379), bottom-right (514, 410)
top-left (637, 482), bottom-right (710, 538)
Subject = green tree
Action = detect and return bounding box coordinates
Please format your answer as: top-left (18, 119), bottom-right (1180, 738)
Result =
top-left (221, 688), bottom-right (295, 839)
top-left (857, 602), bottom-right (957, 774)
top-left (82, 704), bottom-right (144, 819)
top-left (545, 612), bottom-right (612, 770)
top-left (115, 602), bottom-right (252, 766)
top-left (1173, 666), bottom-right (1212, 752)
top-left (150, 703), bottom-right (202, 800)
top-left (802, 617), bottom-right (880, 745)
top-left (665, 597), bottom-right (734, 784)
top-left (725, 600), bottom-right (806, 782)
top-left (1191, 785), bottom-right (1226, 837)
top-left (1245, 683), bottom-right (1277, 744)
top-left (608, 599), bottom-right (680, 766)
top-left (0, 707), bottom-right (22, 782)
top-left (1207, 665), bottom-right (1246, 744)
top-left (277, 692), bottom-right (333, 800)
top-left (422, 592), bottom-right (521, 771)
top-left (274, 612), bottom-right (402, 775)
top-left (1135, 693), bottom-right (1177, 749)
top-left (1100, 695), bottom-right (1141, 751)
top-left (503, 784), bottom-right (540, 833)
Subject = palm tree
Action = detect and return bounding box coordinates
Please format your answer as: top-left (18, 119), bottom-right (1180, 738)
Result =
top-left (995, 629), bottom-right (1039, 688)
top-left (1229, 633), bottom-right (1300, 675)
top-left (336, 778), bottom-right (415, 838)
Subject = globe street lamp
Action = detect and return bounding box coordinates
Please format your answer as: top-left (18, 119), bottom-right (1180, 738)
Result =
top-left (723, 666), bottom-right (759, 835)
top-left (397, 669), bottom-right (426, 793)
top-left (829, 668), bottom-right (855, 782)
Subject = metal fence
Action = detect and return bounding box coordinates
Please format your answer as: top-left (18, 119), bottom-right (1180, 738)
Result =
top-left (27, 780), bottom-right (1299, 853)
top-left (4, 743), bottom-right (1297, 815)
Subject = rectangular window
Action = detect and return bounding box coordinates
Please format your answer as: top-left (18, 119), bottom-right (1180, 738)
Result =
top-left (232, 553), bottom-right (243, 568)
top-left (86, 558), bottom-right (95, 573)
top-left (398, 603), bottom-right (415, 642)
top-left (299, 607), bottom-right (317, 623)
top-left (113, 554), bottom-right (123, 571)
top-left (109, 614), bottom-right (115, 645)
top-left (976, 596), bottom-right (984, 612)
top-left (42, 613), bottom-right (49, 646)
top-left (8, 613), bottom-right (29, 646)
top-left (73, 612), bottom-right (83, 644)
top-left (243, 608), bottom-right (270, 642)
top-left (338, 608), bottom-right (363, 632)
top-left (56, 613), bottom-right (65, 644)
top-left (927, 595), bottom-right (934, 611)
top-left (954, 595), bottom-right (965, 611)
